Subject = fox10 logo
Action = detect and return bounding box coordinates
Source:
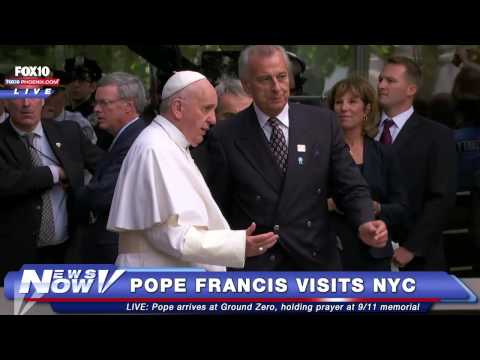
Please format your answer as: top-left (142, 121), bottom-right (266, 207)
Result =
top-left (0, 66), bottom-right (60, 99)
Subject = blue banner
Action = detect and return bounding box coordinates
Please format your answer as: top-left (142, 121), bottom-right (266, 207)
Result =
top-left (0, 89), bottom-right (53, 99)
top-left (4, 265), bottom-right (477, 314)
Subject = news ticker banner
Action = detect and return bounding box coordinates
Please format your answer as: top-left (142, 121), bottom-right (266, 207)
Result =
top-left (3, 265), bottom-right (477, 315)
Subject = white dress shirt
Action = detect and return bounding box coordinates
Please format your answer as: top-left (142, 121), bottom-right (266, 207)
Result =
top-left (375, 106), bottom-right (414, 143)
top-left (10, 121), bottom-right (68, 247)
top-left (254, 103), bottom-right (290, 145)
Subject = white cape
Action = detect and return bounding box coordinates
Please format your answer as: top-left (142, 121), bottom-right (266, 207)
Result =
top-left (107, 116), bottom-right (245, 270)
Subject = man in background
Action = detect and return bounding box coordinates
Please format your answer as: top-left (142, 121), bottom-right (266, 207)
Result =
top-left (376, 56), bottom-right (457, 270)
top-left (75, 72), bottom-right (147, 263)
top-left (42, 70), bottom-right (97, 144)
top-left (191, 74), bottom-right (252, 180)
top-left (65, 56), bottom-right (113, 150)
top-left (215, 75), bottom-right (252, 120)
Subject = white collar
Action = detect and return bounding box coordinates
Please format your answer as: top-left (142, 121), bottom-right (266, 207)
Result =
top-left (380, 106), bottom-right (414, 129)
top-left (54, 110), bottom-right (66, 122)
top-left (254, 103), bottom-right (290, 129)
top-left (10, 118), bottom-right (44, 138)
top-left (153, 115), bottom-right (190, 151)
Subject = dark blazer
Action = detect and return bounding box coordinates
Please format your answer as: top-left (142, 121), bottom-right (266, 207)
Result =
top-left (191, 135), bottom-right (211, 183)
top-left (331, 136), bottom-right (409, 270)
top-left (208, 103), bottom-right (374, 270)
top-left (0, 118), bottom-right (104, 280)
top-left (74, 118), bottom-right (146, 263)
top-left (389, 112), bottom-right (457, 270)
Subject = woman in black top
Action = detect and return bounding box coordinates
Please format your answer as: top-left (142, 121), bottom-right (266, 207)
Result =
top-left (327, 76), bottom-right (408, 270)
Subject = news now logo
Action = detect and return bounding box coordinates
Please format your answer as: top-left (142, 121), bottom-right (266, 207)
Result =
top-left (1, 65), bottom-right (60, 99)
top-left (13, 268), bottom-right (125, 315)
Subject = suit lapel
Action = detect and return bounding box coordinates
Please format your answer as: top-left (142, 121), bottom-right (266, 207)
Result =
top-left (393, 112), bottom-right (421, 151)
top-left (234, 106), bottom-right (283, 192)
top-left (94, 152), bottom-right (111, 178)
top-left (109, 118), bottom-right (142, 153)
top-left (362, 138), bottom-right (374, 184)
top-left (96, 118), bottom-right (144, 178)
top-left (42, 120), bottom-right (72, 172)
top-left (96, 127), bottom-right (124, 177)
top-left (3, 119), bottom-right (32, 168)
top-left (277, 105), bottom-right (314, 214)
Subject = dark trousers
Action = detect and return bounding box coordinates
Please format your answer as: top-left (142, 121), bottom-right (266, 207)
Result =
top-left (36, 241), bottom-right (69, 264)
top-left (83, 244), bottom-right (118, 264)
top-left (340, 250), bottom-right (391, 271)
top-left (80, 220), bottom-right (118, 264)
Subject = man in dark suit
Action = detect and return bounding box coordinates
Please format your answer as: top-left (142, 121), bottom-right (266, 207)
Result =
top-left (0, 86), bottom-right (103, 281)
top-left (376, 56), bottom-right (457, 270)
top-left (74, 72), bottom-right (147, 263)
top-left (208, 45), bottom-right (388, 271)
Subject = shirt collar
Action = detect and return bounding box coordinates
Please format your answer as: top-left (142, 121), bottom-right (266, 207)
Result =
top-left (10, 118), bottom-right (44, 138)
top-left (154, 115), bottom-right (190, 152)
top-left (380, 106), bottom-right (414, 129)
top-left (54, 110), bottom-right (66, 122)
top-left (254, 102), bottom-right (289, 129)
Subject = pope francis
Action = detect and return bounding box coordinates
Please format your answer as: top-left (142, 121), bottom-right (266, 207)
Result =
top-left (107, 71), bottom-right (278, 271)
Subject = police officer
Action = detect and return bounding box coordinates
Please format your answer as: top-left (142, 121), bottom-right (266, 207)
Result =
top-left (65, 56), bottom-right (113, 150)
top-left (286, 51), bottom-right (307, 96)
top-left (42, 69), bottom-right (97, 144)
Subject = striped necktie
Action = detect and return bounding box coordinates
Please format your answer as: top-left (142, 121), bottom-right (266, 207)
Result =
top-left (268, 117), bottom-right (287, 173)
top-left (23, 133), bottom-right (56, 247)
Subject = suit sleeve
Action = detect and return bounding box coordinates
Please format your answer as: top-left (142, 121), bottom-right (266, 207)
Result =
top-left (378, 146), bottom-right (409, 228)
top-left (404, 127), bottom-right (457, 256)
top-left (329, 113), bottom-right (374, 229)
top-left (75, 146), bottom-right (128, 215)
top-left (79, 124), bottom-right (104, 175)
top-left (0, 150), bottom-right (54, 199)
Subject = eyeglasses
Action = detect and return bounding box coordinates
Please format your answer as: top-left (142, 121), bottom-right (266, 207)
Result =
top-left (93, 99), bottom-right (123, 107)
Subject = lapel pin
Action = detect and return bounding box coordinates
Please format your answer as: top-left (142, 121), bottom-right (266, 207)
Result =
top-left (297, 144), bottom-right (306, 152)
top-left (56, 142), bottom-right (62, 148)
top-left (298, 156), bottom-right (304, 165)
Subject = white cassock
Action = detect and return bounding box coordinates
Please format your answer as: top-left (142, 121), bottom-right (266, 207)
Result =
top-left (107, 115), bottom-right (245, 271)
